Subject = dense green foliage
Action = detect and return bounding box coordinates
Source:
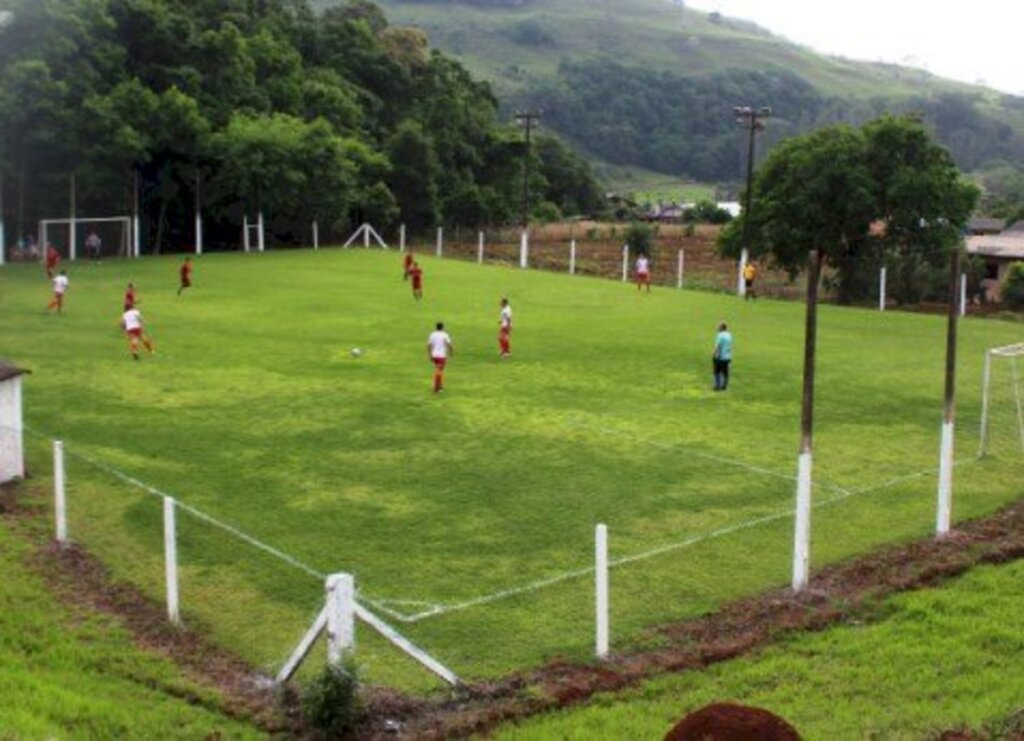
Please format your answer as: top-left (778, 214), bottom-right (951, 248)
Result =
top-left (302, 661), bottom-right (362, 736)
top-left (1004, 262), bottom-right (1024, 309)
top-left (720, 115), bottom-right (978, 304)
top-left (2, 250), bottom-right (1021, 689)
top-left (498, 559), bottom-right (1024, 739)
top-left (0, 0), bottom-right (602, 250)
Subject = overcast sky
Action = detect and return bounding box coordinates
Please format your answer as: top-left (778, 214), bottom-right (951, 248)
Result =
top-left (687, 1), bottom-right (1023, 96)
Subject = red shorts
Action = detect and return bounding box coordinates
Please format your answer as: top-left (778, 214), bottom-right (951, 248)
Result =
top-left (180, 277), bottom-right (192, 287)
top-left (127, 328), bottom-right (142, 338)
top-left (412, 280), bottom-right (422, 290)
top-left (432, 357), bottom-right (447, 370)
top-left (638, 272), bottom-right (650, 282)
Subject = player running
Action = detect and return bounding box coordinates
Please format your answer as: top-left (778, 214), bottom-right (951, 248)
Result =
top-left (409, 261), bottom-right (423, 300)
top-left (122, 306), bottom-right (155, 360)
top-left (427, 322), bottom-right (453, 393)
top-left (45, 243), bottom-right (61, 279)
top-left (403, 251), bottom-right (414, 280)
top-left (46, 270), bottom-right (69, 314)
top-left (177, 257), bottom-right (193, 296)
top-left (743, 262), bottom-right (757, 300)
top-left (713, 321), bottom-right (733, 391)
top-left (123, 282), bottom-right (138, 311)
top-left (498, 297), bottom-right (513, 358)
top-left (635, 254), bottom-right (652, 292)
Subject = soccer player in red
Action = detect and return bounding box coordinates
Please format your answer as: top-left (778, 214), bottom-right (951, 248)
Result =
top-left (403, 251), bottom-right (414, 280)
top-left (409, 261), bottom-right (423, 300)
top-left (498, 297), bottom-right (513, 358)
top-left (46, 270), bottom-right (69, 313)
top-left (122, 307), bottom-right (155, 360)
top-left (123, 282), bottom-right (138, 311)
top-left (635, 254), bottom-right (652, 292)
top-left (427, 322), bottom-right (453, 393)
top-left (177, 256), bottom-right (193, 296)
top-left (45, 244), bottom-right (61, 279)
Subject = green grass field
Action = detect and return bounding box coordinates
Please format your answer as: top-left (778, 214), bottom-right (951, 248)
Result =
top-left (1, 249), bottom-right (1021, 692)
top-left (0, 518), bottom-right (260, 738)
top-left (497, 558), bottom-right (1024, 739)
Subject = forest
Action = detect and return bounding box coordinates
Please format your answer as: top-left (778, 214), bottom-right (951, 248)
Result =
top-left (0, 0), bottom-right (603, 251)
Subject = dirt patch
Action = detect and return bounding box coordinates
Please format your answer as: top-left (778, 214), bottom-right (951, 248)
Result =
top-left (0, 482), bottom-right (294, 734)
top-left (357, 499), bottom-right (1024, 739)
top-left (664, 702), bottom-right (800, 740)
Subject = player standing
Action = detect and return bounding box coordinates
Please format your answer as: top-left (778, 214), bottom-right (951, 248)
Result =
top-left (409, 261), bottom-right (423, 300)
top-left (85, 230), bottom-right (102, 263)
top-left (635, 254), bottom-right (652, 292)
top-left (712, 321), bottom-right (733, 391)
top-left (403, 251), bottom-right (414, 280)
top-left (46, 270), bottom-right (70, 313)
top-left (45, 243), bottom-right (61, 279)
top-left (427, 321), bottom-right (453, 393)
top-left (122, 306), bottom-right (155, 360)
top-left (124, 282), bottom-right (138, 311)
top-left (177, 257), bottom-right (193, 296)
top-left (498, 297), bottom-right (513, 358)
top-left (743, 262), bottom-right (757, 300)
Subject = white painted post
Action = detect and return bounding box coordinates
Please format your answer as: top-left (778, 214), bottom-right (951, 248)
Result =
top-left (979, 350), bottom-right (992, 457)
top-left (879, 267), bottom-right (887, 312)
top-left (738, 248), bottom-right (748, 296)
top-left (595, 523), bottom-right (609, 659)
top-left (436, 227), bottom-right (443, 258)
top-left (53, 441), bottom-right (67, 544)
top-left (792, 451), bottom-right (813, 592)
top-left (399, 223), bottom-right (406, 253)
top-left (243, 215), bottom-right (251, 253)
top-left (132, 215), bottom-right (141, 258)
top-left (621, 244), bottom-right (629, 283)
top-left (960, 273), bottom-right (967, 318)
top-left (677, 249), bottom-right (685, 289)
top-left (195, 213), bottom-right (203, 256)
top-left (478, 231), bottom-right (485, 264)
top-left (326, 573), bottom-right (356, 664)
top-left (570, 239), bottom-right (577, 275)
top-left (69, 172), bottom-right (77, 261)
top-left (363, 224), bottom-right (370, 249)
top-left (163, 496), bottom-right (181, 625)
top-left (519, 230), bottom-right (529, 269)
top-left (312, 220), bottom-right (319, 251)
top-left (936, 421), bottom-right (954, 536)
top-left (257, 211), bottom-right (266, 252)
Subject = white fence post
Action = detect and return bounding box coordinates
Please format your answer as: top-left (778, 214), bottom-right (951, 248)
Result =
top-left (363, 224), bottom-right (370, 249)
top-left (936, 421), bottom-right (955, 536)
top-left (434, 227), bottom-right (442, 258)
top-left (677, 249), bottom-right (685, 289)
top-left (132, 214), bottom-right (141, 258)
top-left (621, 244), bottom-right (629, 283)
top-left (519, 230), bottom-right (529, 269)
top-left (478, 231), bottom-right (485, 264)
top-left (54, 441), bottom-right (67, 544)
top-left (979, 349), bottom-right (992, 457)
top-left (792, 452), bottom-right (813, 592)
top-left (243, 215), bottom-right (251, 253)
top-left (195, 215), bottom-right (203, 256)
top-left (570, 239), bottom-right (577, 275)
top-left (595, 523), bottom-right (609, 659)
top-left (312, 220), bottom-right (319, 251)
top-left (879, 267), bottom-right (887, 311)
top-left (257, 211), bottom-right (266, 252)
top-left (163, 496), bottom-right (181, 625)
top-left (960, 273), bottom-right (967, 318)
top-left (399, 223), bottom-right (406, 253)
top-left (738, 248), bottom-right (749, 296)
top-left (326, 573), bottom-right (356, 665)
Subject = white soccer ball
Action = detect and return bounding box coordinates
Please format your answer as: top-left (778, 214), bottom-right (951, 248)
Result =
top-left (350, 348), bottom-right (363, 358)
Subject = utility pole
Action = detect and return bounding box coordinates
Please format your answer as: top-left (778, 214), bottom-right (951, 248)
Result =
top-left (936, 248), bottom-right (961, 536)
top-left (515, 110), bottom-right (542, 228)
top-left (734, 106), bottom-right (771, 296)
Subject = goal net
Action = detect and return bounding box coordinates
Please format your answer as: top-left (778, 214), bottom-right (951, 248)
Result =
top-left (39, 217), bottom-right (133, 261)
top-left (979, 343), bottom-right (1024, 458)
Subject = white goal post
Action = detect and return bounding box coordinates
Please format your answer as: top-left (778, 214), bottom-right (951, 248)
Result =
top-left (979, 343), bottom-right (1024, 457)
top-left (40, 217), bottom-right (135, 260)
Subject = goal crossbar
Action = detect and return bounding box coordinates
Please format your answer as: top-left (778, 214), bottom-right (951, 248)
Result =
top-left (40, 216), bottom-right (133, 260)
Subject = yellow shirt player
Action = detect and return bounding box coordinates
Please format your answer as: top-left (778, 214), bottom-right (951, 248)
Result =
top-left (743, 262), bottom-right (757, 301)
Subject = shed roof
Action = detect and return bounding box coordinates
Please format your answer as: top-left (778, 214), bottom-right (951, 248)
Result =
top-left (0, 361), bottom-right (30, 383)
top-left (966, 234), bottom-right (1024, 260)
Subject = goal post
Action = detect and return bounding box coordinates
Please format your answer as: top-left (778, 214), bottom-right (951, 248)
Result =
top-left (979, 343), bottom-right (1024, 458)
top-left (40, 217), bottom-right (134, 260)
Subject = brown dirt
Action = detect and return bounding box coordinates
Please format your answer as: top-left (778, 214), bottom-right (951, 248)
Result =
top-left (664, 702), bottom-right (800, 740)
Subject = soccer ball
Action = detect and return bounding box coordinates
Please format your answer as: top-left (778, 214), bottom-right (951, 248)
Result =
top-left (350, 348), bottom-right (363, 358)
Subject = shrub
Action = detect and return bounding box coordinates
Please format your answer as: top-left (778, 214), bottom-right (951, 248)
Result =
top-left (302, 660), bottom-right (361, 737)
top-left (1003, 262), bottom-right (1024, 309)
top-left (624, 221), bottom-right (655, 256)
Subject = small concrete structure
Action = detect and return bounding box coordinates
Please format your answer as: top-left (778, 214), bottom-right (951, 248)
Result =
top-left (966, 232), bottom-right (1024, 302)
top-left (0, 360), bottom-right (30, 483)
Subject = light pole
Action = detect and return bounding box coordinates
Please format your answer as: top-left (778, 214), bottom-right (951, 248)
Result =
top-left (734, 106), bottom-right (771, 296)
top-left (515, 110), bottom-right (542, 228)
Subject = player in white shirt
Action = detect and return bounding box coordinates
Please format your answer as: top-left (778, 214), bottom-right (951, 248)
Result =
top-left (427, 321), bottom-right (454, 393)
top-left (498, 297), bottom-right (513, 358)
top-left (121, 307), bottom-right (155, 360)
top-left (46, 270), bottom-right (70, 313)
top-left (635, 255), bottom-right (651, 292)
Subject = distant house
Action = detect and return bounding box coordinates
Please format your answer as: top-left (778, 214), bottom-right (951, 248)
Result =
top-left (966, 217), bottom-right (1007, 235)
top-left (966, 231), bottom-right (1024, 302)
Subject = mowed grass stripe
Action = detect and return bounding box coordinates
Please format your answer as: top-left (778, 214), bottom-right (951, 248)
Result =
top-left (1, 250), bottom-right (1021, 687)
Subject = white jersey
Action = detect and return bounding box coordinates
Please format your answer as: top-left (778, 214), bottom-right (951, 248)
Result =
top-left (122, 308), bottom-right (143, 331)
top-left (636, 257), bottom-right (650, 274)
top-left (53, 275), bottom-right (69, 294)
top-left (500, 305), bottom-right (513, 329)
top-left (428, 330), bottom-right (452, 359)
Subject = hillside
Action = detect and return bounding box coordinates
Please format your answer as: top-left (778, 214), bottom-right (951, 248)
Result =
top-left (319, 0), bottom-right (1024, 189)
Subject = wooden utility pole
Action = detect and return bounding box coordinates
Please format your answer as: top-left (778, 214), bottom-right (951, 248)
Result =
top-left (734, 106), bottom-right (771, 296)
top-left (793, 249), bottom-right (821, 592)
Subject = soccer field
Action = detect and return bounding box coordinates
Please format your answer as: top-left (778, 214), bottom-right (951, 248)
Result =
top-left (1, 249), bottom-right (1021, 691)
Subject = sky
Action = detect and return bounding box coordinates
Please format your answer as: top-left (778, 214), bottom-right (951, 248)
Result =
top-left (687, 0), bottom-right (1023, 96)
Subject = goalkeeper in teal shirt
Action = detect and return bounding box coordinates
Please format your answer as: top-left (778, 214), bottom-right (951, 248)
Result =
top-left (713, 322), bottom-right (733, 391)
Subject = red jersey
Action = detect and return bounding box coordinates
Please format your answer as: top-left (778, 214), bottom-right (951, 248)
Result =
top-left (180, 262), bottom-right (192, 279)
top-left (404, 254), bottom-right (414, 268)
top-left (124, 288), bottom-right (136, 309)
top-left (410, 266), bottom-right (423, 286)
top-left (46, 247), bottom-right (60, 267)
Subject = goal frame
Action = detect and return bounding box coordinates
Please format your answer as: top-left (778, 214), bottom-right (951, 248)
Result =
top-left (979, 342), bottom-right (1024, 457)
top-left (39, 216), bottom-right (135, 261)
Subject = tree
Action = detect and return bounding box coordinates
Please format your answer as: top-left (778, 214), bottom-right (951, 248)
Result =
top-left (1004, 262), bottom-right (1024, 310)
top-left (385, 121), bottom-right (439, 231)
